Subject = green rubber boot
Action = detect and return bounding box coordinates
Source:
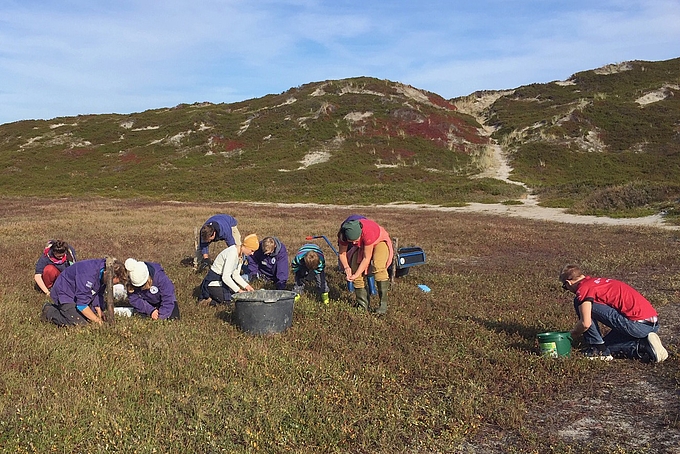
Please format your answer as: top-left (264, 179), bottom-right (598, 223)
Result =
top-left (375, 281), bottom-right (389, 315)
top-left (354, 287), bottom-right (369, 311)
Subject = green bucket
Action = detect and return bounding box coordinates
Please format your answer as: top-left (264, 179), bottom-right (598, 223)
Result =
top-left (537, 331), bottom-right (572, 358)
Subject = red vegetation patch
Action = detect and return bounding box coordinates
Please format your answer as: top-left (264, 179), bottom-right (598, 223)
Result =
top-left (427, 94), bottom-right (457, 111)
top-left (120, 153), bottom-right (142, 164)
top-left (211, 136), bottom-right (245, 152)
top-left (359, 110), bottom-right (488, 151)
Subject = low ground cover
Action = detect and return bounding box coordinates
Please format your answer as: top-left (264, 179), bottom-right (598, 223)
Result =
top-left (1, 198), bottom-right (678, 453)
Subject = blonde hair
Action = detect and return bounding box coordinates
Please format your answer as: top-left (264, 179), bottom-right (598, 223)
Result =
top-left (127, 276), bottom-right (153, 293)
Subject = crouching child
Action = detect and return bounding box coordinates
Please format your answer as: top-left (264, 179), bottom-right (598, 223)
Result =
top-left (291, 244), bottom-right (329, 304)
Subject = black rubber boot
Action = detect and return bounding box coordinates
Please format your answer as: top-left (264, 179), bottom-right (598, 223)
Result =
top-left (354, 287), bottom-right (369, 311)
top-left (375, 280), bottom-right (389, 315)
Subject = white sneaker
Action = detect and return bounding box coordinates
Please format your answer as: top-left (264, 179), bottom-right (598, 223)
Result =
top-left (646, 332), bottom-right (668, 363)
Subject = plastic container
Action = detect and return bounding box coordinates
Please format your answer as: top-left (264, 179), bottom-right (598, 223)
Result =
top-left (232, 290), bottom-right (296, 335)
top-left (113, 307), bottom-right (134, 317)
top-left (537, 331), bottom-right (572, 358)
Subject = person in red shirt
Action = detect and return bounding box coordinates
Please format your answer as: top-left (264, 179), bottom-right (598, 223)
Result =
top-left (338, 215), bottom-right (393, 314)
top-left (560, 264), bottom-right (667, 362)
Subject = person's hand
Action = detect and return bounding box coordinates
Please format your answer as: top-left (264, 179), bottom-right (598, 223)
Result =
top-left (244, 285), bottom-right (254, 292)
top-left (151, 309), bottom-right (159, 320)
top-left (344, 267), bottom-right (352, 280)
top-left (198, 257), bottom-right (212, 272)
top-left (321, 293), bottom-right (329, 305)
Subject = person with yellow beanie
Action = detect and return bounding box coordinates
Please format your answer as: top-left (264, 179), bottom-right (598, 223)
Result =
top-left (198, 234), bottom-right (259, 306)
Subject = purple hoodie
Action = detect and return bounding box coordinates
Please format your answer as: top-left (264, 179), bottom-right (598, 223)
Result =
top-left (246, 237), bottom-right (289, 290)
top-left (127, 262), bottom-right (177, 319)
top-left (50, 258), bottom-right (107, 309)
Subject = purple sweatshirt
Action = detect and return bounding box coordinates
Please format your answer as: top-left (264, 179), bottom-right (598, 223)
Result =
top-left (246, 237), bottom-right (289, 290)
top-left (199, 214), bottom-right (238, 255)
top-left (127, 262), bottom-right (177, 319)
top-left (50, 258), bottom-right (106, 309)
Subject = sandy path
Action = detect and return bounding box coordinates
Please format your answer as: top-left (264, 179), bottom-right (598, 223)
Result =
top-left (240, 200), bottom-right (679, 230)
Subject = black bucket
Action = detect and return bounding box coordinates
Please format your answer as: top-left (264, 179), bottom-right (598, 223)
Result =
top-left (232, 290), bottom-right (296, 335)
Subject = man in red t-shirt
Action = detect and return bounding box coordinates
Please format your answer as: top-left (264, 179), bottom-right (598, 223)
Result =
top-left (560, 264), bottom-right (667, 362)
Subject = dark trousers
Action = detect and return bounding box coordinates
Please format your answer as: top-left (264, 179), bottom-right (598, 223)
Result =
top-left (41, 302), bottom-right (88, 327)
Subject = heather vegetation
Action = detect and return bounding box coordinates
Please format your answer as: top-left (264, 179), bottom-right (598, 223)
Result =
top-left (1, 198), bottom-right (679, 453)
top-left (3, 61), bottom-right (680, 221)
top-left (486, 58), bottom-right (680, 221)
top-left (0, 77), bottom-right (520, 206)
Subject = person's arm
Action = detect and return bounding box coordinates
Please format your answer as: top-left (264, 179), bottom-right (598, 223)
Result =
top-left (80, 305), bottom-right (103, 324)
top-left (222, 249), bottom-right (245, 292)
top-left (232, 267), bottom-right (253, 292)
top-left (199, 236), bottom-right (210, 257)
top-left (274, 251), bottom-right (289, 290)
top-left (571, 300), bottom-right (592, 336)
top-left (338, 243), bottom-right (352, 280)
top-left (128, 292), bottom-right (155, 316)
top-left (34, 274), bottom-right (50, 295)
top-left (74, 272), bottom-right (98, 308)
top-left (349, 244), bottom-right (374, 281)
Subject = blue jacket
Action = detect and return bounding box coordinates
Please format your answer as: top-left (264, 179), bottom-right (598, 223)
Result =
top-left (127, 262), bottom-right (178, 319)
top-left (199, 214), bottom-right (238, 255)
top-left (246, 237), bottom-right (289, 290)
top-left (50, 258), bottom-right (107, 309)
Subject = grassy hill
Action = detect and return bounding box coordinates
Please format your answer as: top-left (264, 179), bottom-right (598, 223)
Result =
top-left (0, 77), bottom-right (521, 205)
top-left (474, 57), bottom-right (680, 220)
top-left (1, 59), bottom-right (680, 220)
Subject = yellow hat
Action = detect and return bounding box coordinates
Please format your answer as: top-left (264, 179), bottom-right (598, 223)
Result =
top-left (242, 234), bottom-right (259, 251)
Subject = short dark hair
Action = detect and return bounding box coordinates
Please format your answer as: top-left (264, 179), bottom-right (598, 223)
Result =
top-left (200, 223), bottom-right (216, 242)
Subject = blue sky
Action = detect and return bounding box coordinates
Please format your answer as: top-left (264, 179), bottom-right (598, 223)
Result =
top-left (1, 0), bottom-right (679, 125)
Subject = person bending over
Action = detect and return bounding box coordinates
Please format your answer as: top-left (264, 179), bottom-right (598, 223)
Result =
top-left (560, 264), bottom-right (668, 362)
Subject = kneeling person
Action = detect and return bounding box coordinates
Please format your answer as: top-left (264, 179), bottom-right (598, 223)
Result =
top-left (42, 258), bottom-right (126, 326)
top-left (34, 239), bottom-right (76, 295)
top-left (560, 264), bottom-right (668, 362)
top-left (125, 258), bottom-right (180, 320)
top-left (199, 234), bottom-right (259, 305)
top-left (246, 236), bottom-right (289, 290)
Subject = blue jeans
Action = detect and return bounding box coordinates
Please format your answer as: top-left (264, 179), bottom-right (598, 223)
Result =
top-left (576, 300), bottom-right (658, 359)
